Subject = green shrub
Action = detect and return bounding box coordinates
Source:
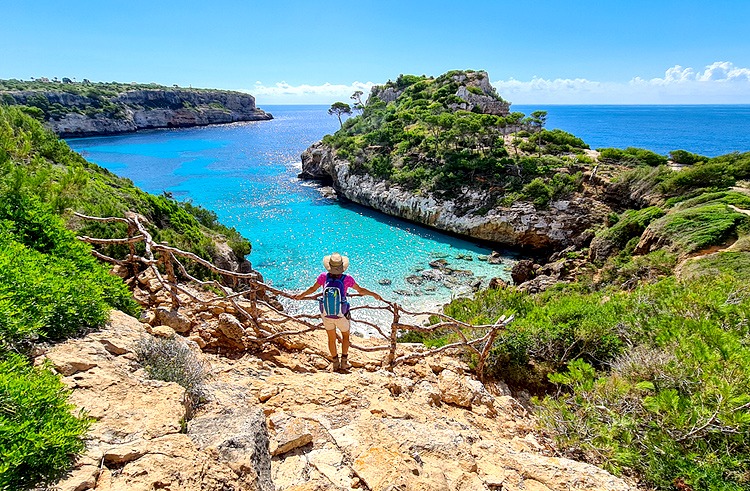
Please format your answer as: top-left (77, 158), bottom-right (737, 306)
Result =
top-left (598, 147), bottom-right (668, 167)
top-left (660, 161), bottom-right (736, 194)
top-left (679, 251), bottom-right (750, 283)
top-left (596, 206), bottom-right (665, 252)
top-left (0, 353), bottom-right (91, 490)
top-left (669, 149), bottom-right (707, 165)
top-left (645, 203), bottom-right (750, 255)
top-left (0, 196), bottom-right (138, 350)
top-left (521, 178), bottom-right (553, 207)
top-left (536, 276), bottom-right (750, 490)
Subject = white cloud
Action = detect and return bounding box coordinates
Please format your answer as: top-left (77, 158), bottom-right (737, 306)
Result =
top-left (494, 61), bottom-right (750, 104)
top-left (244, 80), bottom-right (377, 104)
top-left (244, 61), bottom-right (750, 105)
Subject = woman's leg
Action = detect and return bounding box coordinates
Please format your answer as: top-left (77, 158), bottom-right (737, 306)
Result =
top-left (326, 328), bottom-right (338, 358)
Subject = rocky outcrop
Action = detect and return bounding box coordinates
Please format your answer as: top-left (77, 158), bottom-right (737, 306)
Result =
top-left (448, 71), bottom-right (510, 115)
top-left (301, 142), bottom-right (609, 252)
top-left (3, 88), bottom-right (272, 137)
top-left (39, 310), bottom-right (273, 491)
top-left (42, 307), bottom-right (634, 491)
top-left (369, 70), bottom-right (510, 116)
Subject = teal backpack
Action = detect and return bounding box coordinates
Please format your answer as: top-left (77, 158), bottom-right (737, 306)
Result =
top-left (320, 274), bottom-right (350, 318)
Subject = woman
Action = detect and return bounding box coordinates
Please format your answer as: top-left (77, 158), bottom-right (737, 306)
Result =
top-left (295, 252), bottom-right (383, 371)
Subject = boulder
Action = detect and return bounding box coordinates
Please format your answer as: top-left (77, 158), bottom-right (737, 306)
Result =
top-left (488, 251), bottom-right (504, 264)
top-left (154, 307), bottom-right (192, 333)
top-left (488, 277), bottom-right (508, 289)
top-left (189, 407), bottom-right (273, 491)
top-left (511, 259), bottom-right (536, 285)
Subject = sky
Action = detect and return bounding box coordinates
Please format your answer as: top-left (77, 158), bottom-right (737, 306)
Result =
top-left (2, 0), bottom-right (750, 105)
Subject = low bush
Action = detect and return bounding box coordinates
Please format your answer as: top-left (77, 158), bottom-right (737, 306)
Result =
top-left (134, 335), bottom-right (206, 408)
top-left (0, 353), bottom-right (91, 490)
top-left (645, 203), bottom-right (750, 255)
top-left (0, 195), bottom-right (138, 350)
top-left (594, 206), bottom-right (665, 256)
top-left (536, 276), bottom-right (750, 490)
top-left (598, 147), bottom-right (668, 167)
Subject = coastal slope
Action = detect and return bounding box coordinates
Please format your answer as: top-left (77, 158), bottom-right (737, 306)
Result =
top-left (300, 70), bottom-right (610, 254)
top-left (1, 80), bottom-right (272, 137)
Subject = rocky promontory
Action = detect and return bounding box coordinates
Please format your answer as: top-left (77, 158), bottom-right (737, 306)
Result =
top-left (299, 70), bottom-right (611, 254)
top-left (301, 141), bottom-right (608, 252)
top-left (1, 82), bottom-right (272, 137)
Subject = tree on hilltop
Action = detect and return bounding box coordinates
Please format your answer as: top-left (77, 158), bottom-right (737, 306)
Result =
top-left (328, 102), bottom-right (352, 128)
top-left (351, 91), bottom-right (365, 113)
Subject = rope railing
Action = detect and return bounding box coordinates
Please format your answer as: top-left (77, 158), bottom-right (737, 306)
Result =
top-left (75, 212), bottom-right (514, 379)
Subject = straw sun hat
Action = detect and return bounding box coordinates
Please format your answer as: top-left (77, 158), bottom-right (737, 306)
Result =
top-left (323, 253), bottom-right (349, 275)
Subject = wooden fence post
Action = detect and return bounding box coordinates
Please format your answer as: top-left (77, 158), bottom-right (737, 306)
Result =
top-left (387, 304), bottom-right (400, 369)
top-left (163, 252), bottom-right (180, 308)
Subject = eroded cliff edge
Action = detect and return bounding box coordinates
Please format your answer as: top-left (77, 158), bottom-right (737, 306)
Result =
top-left (300, 141), bottom-right (608, 253)
top-left (2, 87), bottom-right (272, 137)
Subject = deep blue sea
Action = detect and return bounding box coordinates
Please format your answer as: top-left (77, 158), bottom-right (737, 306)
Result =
top-left (67, 104), bottom-right (750, 316)
top-left (514, 105), bottom-right (750, 157)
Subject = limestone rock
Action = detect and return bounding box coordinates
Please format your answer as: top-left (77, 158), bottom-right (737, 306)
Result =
top-left (270, 417), bottom-right (314, 456)
top-left (151, 324), bottom-right (176, 338)
top-left (218, 312), bottom-right (245, 341)
top-left (4, 88), bottom-right (272, 138)
top-left (438, 369), bottom-right (475, 407)
top-left (511, 259), bottom-right (536, 285)
top-left (189, 407), bottom-right (273, 491)
top-left (352, 447), bottom-right (420, 491)
top-left (154, 307), bottom-right (192, 333)
top-left (299, 142), bottom-right (611, 253)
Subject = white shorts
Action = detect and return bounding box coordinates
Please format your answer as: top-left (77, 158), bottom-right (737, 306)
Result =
top-left (322, 315), bottom-right (350, 333)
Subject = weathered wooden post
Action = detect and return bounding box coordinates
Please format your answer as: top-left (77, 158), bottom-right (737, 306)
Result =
top-left (387, 303), bottom-right (400, 369)
top-left (163, 251), bottom-right (180, 307)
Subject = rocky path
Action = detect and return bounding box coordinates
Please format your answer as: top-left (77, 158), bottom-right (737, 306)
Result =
top-left (41, 310), bottom-right (634, 491)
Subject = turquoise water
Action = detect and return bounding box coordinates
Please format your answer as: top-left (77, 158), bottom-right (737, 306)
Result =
top-left (68, 106), bottom-right (513, 311)
top-left (67, 104), bottom-right (750, 314)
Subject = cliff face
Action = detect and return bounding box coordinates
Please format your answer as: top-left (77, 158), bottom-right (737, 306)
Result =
top-left (4, 88), bottom-right (272, 137)
top-left (301, 142), bottom-right (608, 252)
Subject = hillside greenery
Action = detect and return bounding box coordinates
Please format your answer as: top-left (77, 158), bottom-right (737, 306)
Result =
top-left (0, 78), bottom-right (233, 122)
top-left (0, 104), bottom-right (252, 489)
top-left (415, 147), bottom-right (750, 488)
top-left (0, 105), bottom-right (251, 269)
top-left (322, 71), bottom-right (589, 203)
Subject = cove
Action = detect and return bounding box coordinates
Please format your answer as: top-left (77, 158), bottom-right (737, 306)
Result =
top-left (67, 106), bottom-right (515, 310)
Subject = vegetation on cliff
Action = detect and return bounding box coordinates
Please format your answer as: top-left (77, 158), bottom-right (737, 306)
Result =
top-left (0, 78), bottom-right (255, 122)
top-left (416, 147), bottom-right (750, 489)
top-left (0, 104), bottom-right (253, 488)
top-left (322, 70), bottom-right (588, 203)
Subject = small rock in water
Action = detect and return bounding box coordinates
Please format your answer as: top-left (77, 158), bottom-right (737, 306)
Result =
top-left (406, 275), bottom-right (424, 286)
top-left (318, 186), bottom-right (338, 200)
top-left (477, 255), bottom-right (488, 262)
top-left (378, 279), bottom-right (392, 286)
top-left (471, 280), bottom-right (482, 292)
top-left (420, 269), bottom-right (443, 282)
top-left (429, 259), bottom-right (449, 269)
top-left (453, 286), bottom-right (474, 298)
top-left (488, 251), bottom-right (504, 265)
